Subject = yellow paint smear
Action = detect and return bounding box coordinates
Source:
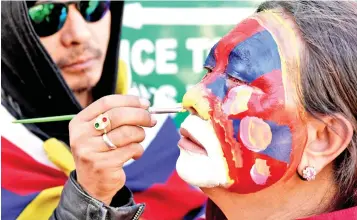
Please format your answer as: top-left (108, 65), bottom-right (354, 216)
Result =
top-left (247, 118), bottom-right (272, 151)
top-left (229, 86), bottom-right (252, 115)
top-left (182, 86), bottom-right (211, 120)
top-left (254, 11), bottom-right (301, 106)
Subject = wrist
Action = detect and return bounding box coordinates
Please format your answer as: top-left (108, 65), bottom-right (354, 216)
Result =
top-left (83, 187), bottom-right (114, 206)
top-left (77, 179), bottom-right (114, 206)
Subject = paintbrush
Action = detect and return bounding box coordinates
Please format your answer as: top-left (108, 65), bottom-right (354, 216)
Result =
top-left (12, 104), bottom-right (186, 124)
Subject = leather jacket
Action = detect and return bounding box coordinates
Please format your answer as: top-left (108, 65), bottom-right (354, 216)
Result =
top-left (50, 171), bottom-right (144, 220)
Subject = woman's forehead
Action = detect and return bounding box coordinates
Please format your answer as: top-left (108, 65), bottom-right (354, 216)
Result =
top-left (253, 10), bottom-right (301, 70)
top-left (254, 10), bottom-right (302, 108)
top-left (205, 10), bottom-right (301, 74)
top-left (211, 10), bottom-right (301, 106)
top-left (205, 18), bottom-right (282, 84)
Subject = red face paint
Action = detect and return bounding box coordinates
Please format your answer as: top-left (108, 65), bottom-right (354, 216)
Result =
top-left (184, 17), bottom-right (307, 193)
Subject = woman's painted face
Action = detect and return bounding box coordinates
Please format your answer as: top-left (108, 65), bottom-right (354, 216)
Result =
top-left (177, 11), bottom-right (307, 193)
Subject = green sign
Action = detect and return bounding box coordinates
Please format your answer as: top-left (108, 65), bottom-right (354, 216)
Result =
top-left (119, 1), bottom-right (260, 127)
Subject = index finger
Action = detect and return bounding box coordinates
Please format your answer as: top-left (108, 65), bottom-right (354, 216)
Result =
top-left (76, 94), bottom-right (150, 122)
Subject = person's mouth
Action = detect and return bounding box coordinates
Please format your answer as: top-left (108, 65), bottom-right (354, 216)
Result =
top-left (178, 127), bottom-right (208, 155)
top-left (61, 57), bottom-right (97, 73)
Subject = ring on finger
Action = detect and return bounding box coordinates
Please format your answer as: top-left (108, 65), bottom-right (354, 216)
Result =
top-left (94, 113), bottom-right (110, 134)
top-left (102, 133), bottom-right (117, 150)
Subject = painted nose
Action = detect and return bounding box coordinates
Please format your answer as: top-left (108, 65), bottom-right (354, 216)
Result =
top-left (182, 85), bottom-right (211, 120)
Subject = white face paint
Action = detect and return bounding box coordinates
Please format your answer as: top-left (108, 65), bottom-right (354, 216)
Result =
top-left (176, 115), bottom-right (231, 188)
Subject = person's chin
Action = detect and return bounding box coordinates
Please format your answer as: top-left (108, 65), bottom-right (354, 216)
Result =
top-left (176, 114), bottom-right (231, 188)
top-left (176, 148), bottom-right (224, 188)
top-left (74, 90), bottom-right (92, 107)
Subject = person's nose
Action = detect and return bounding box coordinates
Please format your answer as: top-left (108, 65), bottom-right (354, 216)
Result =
top-left (182, 84), bottom-right (211, 120)
top-left (60, 5), bottom-right (91, 47)
top-left (182, 73), bottom-right (228, 120)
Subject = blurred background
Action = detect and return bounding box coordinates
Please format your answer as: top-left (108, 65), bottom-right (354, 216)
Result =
top-left (119, 1), bottom-right (263, 127)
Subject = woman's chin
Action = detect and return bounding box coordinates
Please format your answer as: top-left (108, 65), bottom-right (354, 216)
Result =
top-left (175, 148), bottom-right (226, 188)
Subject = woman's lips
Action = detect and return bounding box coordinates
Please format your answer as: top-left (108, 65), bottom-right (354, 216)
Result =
top-left (178, 128), bottom-right (208, 155)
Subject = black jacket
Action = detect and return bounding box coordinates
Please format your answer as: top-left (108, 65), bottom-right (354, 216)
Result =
top-left (51, 171), bottom-right (143, 220)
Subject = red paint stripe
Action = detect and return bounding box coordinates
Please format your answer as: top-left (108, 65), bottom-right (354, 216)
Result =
top-left (1, 137), bottom-right (68, 195)
top-left (134, 171), bottom-right (207, 220)
top-left (214, 19), bottom-right (265, 72)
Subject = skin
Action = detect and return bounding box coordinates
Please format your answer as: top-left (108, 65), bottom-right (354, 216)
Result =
top-left (36, 1), bottom-right (157, 205)
top-left (69, 95), bottom-right (156, 205)
top-left (179, 10), bottom-right (306, 193)
top-left (179, 9), bottom-right (353, 219)
top-left (38, 0), bottom-right (111, 107)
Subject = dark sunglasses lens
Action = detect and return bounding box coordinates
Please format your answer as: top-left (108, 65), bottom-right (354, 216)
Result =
top-left (29, 3), bottom-right (67, 37)
top-left (79, 0), bottom-right (110, 22)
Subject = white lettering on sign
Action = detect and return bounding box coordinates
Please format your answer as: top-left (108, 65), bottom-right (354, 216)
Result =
top-left (120, 38), bottom-right (220, 76)
top-left (186, 38), bottom-right (208, 73)
top-left (156, 39), bottom-right (178, 75)
top-left (131, 39), bottom-right (155, 76)
top-left (185, 38), bottom-right (220, 73)
top-left (120, 38), bottom-right (178, 76)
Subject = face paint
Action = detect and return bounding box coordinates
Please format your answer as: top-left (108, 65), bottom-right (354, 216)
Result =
top-left (222, 85), bottom-right (253, 115)
top-left (178, 11), bottom-right (307, 193)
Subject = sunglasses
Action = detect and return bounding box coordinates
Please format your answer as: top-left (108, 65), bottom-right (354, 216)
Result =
top-left (28, 0), bottom-right (111, 37)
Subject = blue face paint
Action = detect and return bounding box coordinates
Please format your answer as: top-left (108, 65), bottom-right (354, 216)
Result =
top-left (204, 43), bottom-right (218, 70)
top-left (206, 76), bottom-right (228, 100)
top-left (260, 121), bottom-right (292, 163)
top-left (226, 30), bottom-right (281, 83)
top-left (232, 119), bottom-right (241, 140)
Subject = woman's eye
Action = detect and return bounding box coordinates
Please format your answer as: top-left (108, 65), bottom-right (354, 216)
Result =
top-left (227, 74), bottom-right (248, 85)
top-left (226, 74), bottom-right (264, 94)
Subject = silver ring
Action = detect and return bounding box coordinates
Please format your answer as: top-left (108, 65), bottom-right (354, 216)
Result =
top-left (102, 133), bottom-right (117, 150)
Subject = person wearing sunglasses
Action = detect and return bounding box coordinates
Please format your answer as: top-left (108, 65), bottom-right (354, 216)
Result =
top-left (1, 1), bottom-right (206, 220)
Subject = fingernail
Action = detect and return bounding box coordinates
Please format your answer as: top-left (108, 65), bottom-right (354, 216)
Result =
top-left (151, 115), bottom-right (157, 126)
top-left (140, 98), bottom-right (150, 108)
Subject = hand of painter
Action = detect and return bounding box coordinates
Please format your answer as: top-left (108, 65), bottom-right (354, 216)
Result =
top-left (68, 95), bottom-right (157, 205)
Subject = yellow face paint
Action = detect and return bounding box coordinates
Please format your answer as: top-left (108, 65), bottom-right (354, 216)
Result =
top-left (182, 85), bottom-right (211, 120)
top-left (222, 85), bottom-right (253, 115)
top-left (179, 12), bottom-right (304, 194)
top-left (254, 11), bottom-right (301, 108)
top-left (241, 117), bottom-right (272, 152)
top-left (255, 159), bottom-right (271, 176)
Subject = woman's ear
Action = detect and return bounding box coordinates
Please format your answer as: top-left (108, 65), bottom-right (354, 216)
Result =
top-left (298, 113), bottom-right (353, 179)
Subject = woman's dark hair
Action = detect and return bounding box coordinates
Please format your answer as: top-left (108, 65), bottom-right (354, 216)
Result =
top-left (257, 0), bottom-right (357, 211)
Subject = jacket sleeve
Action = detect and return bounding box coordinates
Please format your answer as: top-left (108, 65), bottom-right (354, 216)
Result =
top-left (50, 171), bottom-right (145, 220)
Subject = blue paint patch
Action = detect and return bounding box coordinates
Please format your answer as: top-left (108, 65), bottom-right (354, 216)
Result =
top-left (123, 117), bottom-right (180, 191)
top-left (1, 188), bottom-right (38, 220)
top-left (232, 119), bottom-right (241, 140)
top-left (226, 30), bottom-right (281, 83)
top-left (204, 43), bottom-right (218, 69)
top-left (260, 121), bottom-right (292, 163)
top-left (206, 76), bottom-right (228, 100)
